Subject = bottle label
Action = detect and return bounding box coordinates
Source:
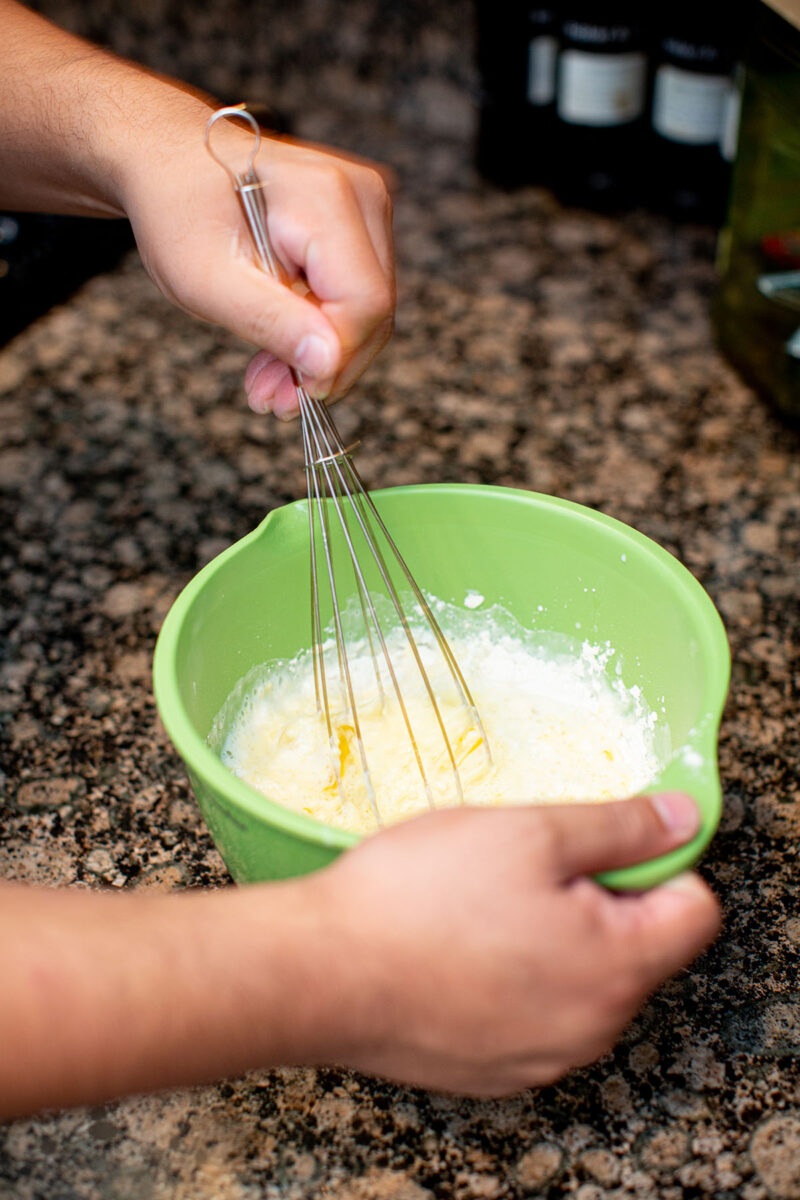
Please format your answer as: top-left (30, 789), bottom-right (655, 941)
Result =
top-left (720, 64), bottom-right (744, 162)
top-left (652, 65), bottom-right (729, 145)
top-left (557, 51), bottom-right (646, 126)
top-left (528, 35), bottom-right (557, 105)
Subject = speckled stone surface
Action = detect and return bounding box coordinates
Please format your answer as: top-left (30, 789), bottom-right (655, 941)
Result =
top-left (2, 3), bottom-right (800, 1197)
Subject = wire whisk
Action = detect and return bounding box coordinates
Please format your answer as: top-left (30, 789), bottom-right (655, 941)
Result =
top-left (205, 106), bottom-right (491, 825)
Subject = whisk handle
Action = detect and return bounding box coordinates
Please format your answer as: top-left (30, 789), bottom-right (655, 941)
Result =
top-left (204, 105), bottom-right (289, 287)
top-left (236, 175), bottom-right (291, 287)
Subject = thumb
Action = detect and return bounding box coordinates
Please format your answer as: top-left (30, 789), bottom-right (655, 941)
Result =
top-left (541, 792), bottom-right (701, 881)
top-left (179, 255), bottom-right (341, 397)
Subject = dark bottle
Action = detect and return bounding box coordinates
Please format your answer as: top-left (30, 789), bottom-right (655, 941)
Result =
top-left (552, 5), bottom-right (648, 209)
top-left (647, 5), bottom-right (739, 224)
top-left (476, 0), bottom-right (531, 188)
top-left (475, 4), bottom-right (559, 188)
top-left (523, 7), bottom-right (559, 184)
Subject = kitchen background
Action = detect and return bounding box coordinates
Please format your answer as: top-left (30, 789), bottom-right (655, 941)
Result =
top-left (1, 1), bottom-right (800, 1198)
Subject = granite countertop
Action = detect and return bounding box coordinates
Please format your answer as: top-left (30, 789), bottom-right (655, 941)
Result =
top-left (2, 12), bottom-right (800, 1193)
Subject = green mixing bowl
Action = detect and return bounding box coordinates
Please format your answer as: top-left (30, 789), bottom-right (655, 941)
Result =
top-left (153, 484), bottom-right (730, 890)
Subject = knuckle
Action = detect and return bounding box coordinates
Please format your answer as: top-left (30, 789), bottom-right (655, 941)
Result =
top-left (571, 876), bottom-right (606, 920)
top-left (572, 888), bottom-right (615, 946)
top-left (364, 280), bottom-right (395, 323)
top-left (348, 285), bottom-right (395, 344)
top-left (314, 162), bottom-right (355, 205)
top-left (355, 161), bottom-right (390, 200)
top-left (365, 163), bottom-right (391, 200)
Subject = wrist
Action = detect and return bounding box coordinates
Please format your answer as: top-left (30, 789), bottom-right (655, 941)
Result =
top-left (218, 872), bottom-right (367, 1069)
top-left (276, 865), bottom-right (396, 1068)
top-left (80, 64), bottom-right (215, 219)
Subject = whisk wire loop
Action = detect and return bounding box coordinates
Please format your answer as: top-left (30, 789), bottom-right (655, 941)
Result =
top-left (299, 391), bottom-right (469, 810)
top-left (303, 409), bottom-right (380, 815)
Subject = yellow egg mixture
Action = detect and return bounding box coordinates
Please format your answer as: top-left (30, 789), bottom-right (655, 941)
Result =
top-left (216, 609), bottom-right (664, 833)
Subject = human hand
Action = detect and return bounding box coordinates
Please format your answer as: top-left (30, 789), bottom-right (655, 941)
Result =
top-left (310, 794), bottom-right (720, 1096)
top-left (117, 97), bottom-right (395, 419)
top-left (0, 9), bottom-right (394, 418)
top-left (0, 794), bottom-right (718, 1118)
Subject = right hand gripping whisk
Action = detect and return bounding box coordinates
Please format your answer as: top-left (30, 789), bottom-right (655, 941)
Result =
top-left (205, 106), bottom-right (491, 825)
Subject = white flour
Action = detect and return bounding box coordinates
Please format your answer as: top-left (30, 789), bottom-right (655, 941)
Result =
top-left (214, 602), bottom-right (664, 834)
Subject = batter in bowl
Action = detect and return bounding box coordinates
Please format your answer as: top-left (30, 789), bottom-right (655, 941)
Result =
top-left (214, 603), bottom-right (665, 834)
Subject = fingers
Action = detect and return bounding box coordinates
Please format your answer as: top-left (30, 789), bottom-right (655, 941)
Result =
top-left (244, 338), bottom-right (388, 419)
top-left (127, 123), bottom-right (394, 415)
top-left (245, 351), bottom-right (296, 418)
top-left (607, 872), bottom-right (722, 991)
top-left (350, 164), bottom-right (395, 288)
top-left (193, 254), bottom-right (343, 394)
top-left (277, 133), bottom-right (399, 200)
top-left (239, 154), bottom-right (394, 417)
top-left (335, 165), bottom-right (395, 400)
top-left (540, 793), bottom-right (701, 882)
top-left (262, 152), bottom-right (394, 402)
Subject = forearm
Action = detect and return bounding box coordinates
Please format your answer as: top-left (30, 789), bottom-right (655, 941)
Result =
top-left (0, 879), bottom-right (343, 1121)
top-left (1, 0), bottom-right (213, 216)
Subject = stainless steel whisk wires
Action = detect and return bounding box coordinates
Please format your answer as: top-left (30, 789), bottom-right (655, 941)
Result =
top-left (298, 391), bottom-right (492, 820)
top-left (205, 106), bottom-right (491, 824)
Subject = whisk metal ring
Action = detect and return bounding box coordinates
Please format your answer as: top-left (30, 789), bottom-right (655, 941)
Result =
top-left (309, 441), bottom-right (360, 466)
